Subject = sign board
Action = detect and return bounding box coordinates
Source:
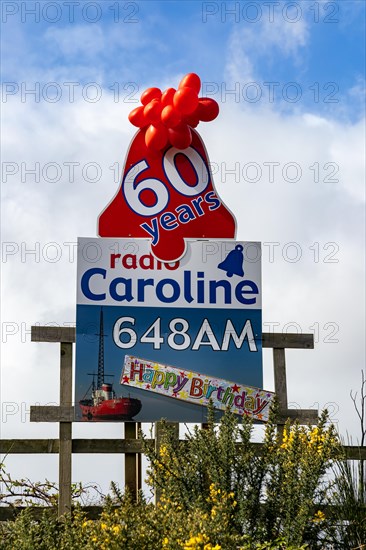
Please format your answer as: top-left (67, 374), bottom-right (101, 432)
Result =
top-left (75, 237), bottom-right (262, 422)
top-left (98, 129), bottom-right (236, 262)
top-left (122, 356), bottom-right (274, 421)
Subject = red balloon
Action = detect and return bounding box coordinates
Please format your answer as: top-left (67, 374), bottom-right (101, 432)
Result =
top-left (161, 88), bottom-right (176, 107)
top-left (183, 112), bottom-right (200, 128)
top-left (173, 87), bottom-right (199, 115)
top-left (168, 124), bottom-right (192, 149)
top-left (140, 87), bottom-right (161, 106)
top-left (178, 73), bottom-right (201, 94)
top-left (128, 106), bottom-right (147, 128)
top-left (196, 98), bottom-right (219, 122)
top-left (161, 105), bottom-right (182, 128)
top-left (145, 124), bottom-right (168, 151)
top-left (144, 98), bottom-right (162, 124)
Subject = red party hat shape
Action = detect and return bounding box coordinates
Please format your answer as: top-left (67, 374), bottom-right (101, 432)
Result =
top-left (98, 73), bottom-right (236, 262)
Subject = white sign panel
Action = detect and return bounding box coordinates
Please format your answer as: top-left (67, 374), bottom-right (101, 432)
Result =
top-left (75, 237), bottom-right (262, 422)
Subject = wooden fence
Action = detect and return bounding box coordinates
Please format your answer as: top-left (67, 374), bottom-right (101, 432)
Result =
top-left (1, 326), bottom-right (364, 520)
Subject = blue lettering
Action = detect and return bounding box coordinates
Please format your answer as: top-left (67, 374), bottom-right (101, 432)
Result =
top-left (204, 190), bottom-right (220, 211)
top-left (176, 204), bottom-right (196, 223)
top-left (137, 278), bottom-right (154, 301)
top-left (156, 279), bottom-right (180, 303)
top-left (235, 280), bottom-right (258, 305)
top-left (110, 278), bottom-right (133, 302)
top-left (160, 211), bottom-right (179, 230)
top-left (209, 280), bottom-right (231, 304)
top-left (81, 268), bottom-right (106, 301)
top-left (197, 272), bottom-right (205, 303)
top-left (141, 217), bottom-right (159, 245)
top-left (192, 196), bottom-right (204, 216)
top-left (183, 271), bottom-right (194, 303)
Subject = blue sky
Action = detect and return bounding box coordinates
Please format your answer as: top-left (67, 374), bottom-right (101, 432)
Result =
top-left (1, 0), bottom-right (365, 493)
top-left (2, 1), bottom-right (365, 119)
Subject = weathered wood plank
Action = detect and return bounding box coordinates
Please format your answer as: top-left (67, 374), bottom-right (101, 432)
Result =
top-left (72, 438), bottom-right (147, 453)
top-left (59, 342), bottom-right (73, 517)
top-left (1, 502), bottom-right (365, 522)
top-left (154, 422), bottom-right (179, 504)
top-left (273, 348), bottom-right (288, 410)
top-left (277, 409), bottom-right (318, 424)
top-left (0, 439), bottom-right (149, 454)
top-left (31, 326), bottom-right (314, 349)
top-left (136, 422), bottom-right (142, 495)
top-left (30, 406), bottom-right (75, 422)
top-left (124, 423), bottom-right (139, 501)
top-left (263, 333), bottom-right (314, 349)
top-left (1, 439), bottom-right (364, 459)
top-left (29, 406), bottom-right (317, 425)
top-left (0, 439), bottom-right (61, 454)
top-left (0, 506), bottom-right (119, 521)
top-left (154, 421), bottom-right (163, 504)
top-left (273, 347), bottom-right (288, 435)
top-left (31, 325), bottom-right (75, 343)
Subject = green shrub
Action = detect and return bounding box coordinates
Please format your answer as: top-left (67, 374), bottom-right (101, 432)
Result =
top-left (141, 405), bottom-right (339, 549)
top-left (0, 405), bottom-right (356, 549)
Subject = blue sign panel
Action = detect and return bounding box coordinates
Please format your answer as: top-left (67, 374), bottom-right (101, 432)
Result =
top-left (75, 237), bottom-right (262, 422)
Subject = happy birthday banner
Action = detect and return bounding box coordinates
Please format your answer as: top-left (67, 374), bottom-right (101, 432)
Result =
top-left (121, 355), bottom-right (274, 421)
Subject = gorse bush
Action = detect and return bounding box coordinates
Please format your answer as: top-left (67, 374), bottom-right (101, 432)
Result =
top-left (141, 405), bottom-right (339, 549)
top-left (1, 405), bottom-right (350, 550)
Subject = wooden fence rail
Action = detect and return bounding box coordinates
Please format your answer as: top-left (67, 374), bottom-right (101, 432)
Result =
top-left (1, 439), bottom-right (364, 459)
top-left (1, 326), bottom-right (363, 520)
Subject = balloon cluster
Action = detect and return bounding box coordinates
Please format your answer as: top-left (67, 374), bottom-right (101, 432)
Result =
top-left (128, 73), bottom-right (219, 152)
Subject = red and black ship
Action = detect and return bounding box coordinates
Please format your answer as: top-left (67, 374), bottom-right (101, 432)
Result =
top-left (79, 309), bottom-right (142, 421)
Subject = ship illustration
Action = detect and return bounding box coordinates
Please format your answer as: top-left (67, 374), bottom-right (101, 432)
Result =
top-left (79, 308), bottom-right (142, 421)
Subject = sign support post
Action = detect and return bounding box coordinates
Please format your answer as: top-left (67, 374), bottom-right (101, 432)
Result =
top-left (124, 422), bottom-right (141, 500)
top-left (59, 342), bottom-right (73, 516)
top-left (273, 348), bottom-right (288, 411)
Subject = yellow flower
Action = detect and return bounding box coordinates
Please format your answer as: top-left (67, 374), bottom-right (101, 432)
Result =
top-left (101, 522), bottom-right (108, 530)
top-left (159, 445), bottom-right (168, 458)
top-left (313, 510), bottom-right (326, 522)
top-left (112, 525), bottom-right (121, 534)
top-left (183, 533), bottom-right (210, 549)
top-left (82, 520), bottom-right (91, 528)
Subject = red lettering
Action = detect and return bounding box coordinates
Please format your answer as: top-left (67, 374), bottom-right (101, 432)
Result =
top-left (190, 377), bottom-right (203, 398)
top-left (130, 361), bottom-right (143, 381)
top-left (122, 254), bottom-right (137, 269)
top-left (110, 253), bottom-right (121, 268)
top-left (110, 252), bottom-right (180, 271)
top-left (140, 254), bottom-right (155, 269)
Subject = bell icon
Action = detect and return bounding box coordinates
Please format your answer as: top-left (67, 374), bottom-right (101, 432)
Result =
top-left (218, 245), bottom-right (244, 277)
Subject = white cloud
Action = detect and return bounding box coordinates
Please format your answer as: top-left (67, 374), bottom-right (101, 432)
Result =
top-left (225, 3), bottom-right (309, 83)
top-left (44, 25), bottom-right (105, 57)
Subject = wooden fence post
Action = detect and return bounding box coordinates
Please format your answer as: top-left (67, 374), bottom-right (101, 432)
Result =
top-left (124, 422), bottom-right (141, 500)
top-left (273, 347), bottom-right (288, 436)
top-left (58, 342), bottom-right (73, 517)
top-left (154, 422), bottom-right (179, 504)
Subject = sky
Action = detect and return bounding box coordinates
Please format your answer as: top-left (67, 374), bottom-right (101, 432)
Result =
top-left (1, 0), bottom-right (365, 498)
